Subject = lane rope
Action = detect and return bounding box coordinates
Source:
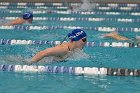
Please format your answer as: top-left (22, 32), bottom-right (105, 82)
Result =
top-left (0, 2), bottom-right (139, 7)
top-left (0, 39), bottom-right (140, 48)
top-left (0, 10), bottom-right (140, 16)
top-left (0, 64), bottom-right (139, 76)
top-left (0, 6), bottom-right (139, 11)
top-left (1, 17), bottom-right (138, 23)
top-left (0, 25), bottom-right (139, 32)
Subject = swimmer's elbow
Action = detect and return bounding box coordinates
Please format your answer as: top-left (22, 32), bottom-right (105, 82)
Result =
top-left (38, 50), bottom-right (48, 57)
top-left (38, 50), bottom-right (53, 57)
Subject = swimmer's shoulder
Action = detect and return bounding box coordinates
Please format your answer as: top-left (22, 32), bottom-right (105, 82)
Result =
top-left (58, 42), bottom-right (72, 52)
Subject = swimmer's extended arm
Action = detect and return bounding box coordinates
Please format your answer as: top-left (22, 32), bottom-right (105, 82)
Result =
top-left (3, 18), bottom-right (25, 26)
top-left (29, 46), bottom-right (68, 64)
top-left (103, 32), bottom-right (129, 40)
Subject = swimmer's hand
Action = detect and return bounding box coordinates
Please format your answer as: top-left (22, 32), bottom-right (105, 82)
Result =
top-left (25, 59), bottom-right (36, 65)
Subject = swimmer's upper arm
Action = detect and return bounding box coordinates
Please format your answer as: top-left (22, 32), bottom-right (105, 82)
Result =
top-left (30, 45), bottom-right (68, 63)
top-left (42, 46), bottom-right (68, 56)
top-left (3, 21), bottom-right (16, 26)
top-left (3, 18), bottom-right (23, 26)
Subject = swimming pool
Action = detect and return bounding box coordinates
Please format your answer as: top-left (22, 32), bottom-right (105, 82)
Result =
top-left (0, 2), bottom-right (140, 93)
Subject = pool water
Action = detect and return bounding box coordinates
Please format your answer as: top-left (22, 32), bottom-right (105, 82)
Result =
top-left (1, 72), bottom-right (140, 93)
top-left (0, 2), bottom-right (140, 93)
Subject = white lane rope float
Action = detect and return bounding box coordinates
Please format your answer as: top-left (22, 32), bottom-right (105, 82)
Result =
top-left (0, 39), bottom-right (139, 48)
top-left (0, 25), bottom-right (140, 32)
top-left (0, 64), bottom-right (140, 76)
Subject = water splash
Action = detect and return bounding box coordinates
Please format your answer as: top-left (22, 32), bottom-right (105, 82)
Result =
top-left (1, 55), bottom-right (26, 65)
top-left (0, 46), bottom-right (40, 65)
top-left (70, 0), bottom-right (95, 12)
top-left (80, 0), bottom-right (93, 11)
top-left (0, 19), bottom-right (9, 26)
top-left (66, 48), bottom-right (89, 60)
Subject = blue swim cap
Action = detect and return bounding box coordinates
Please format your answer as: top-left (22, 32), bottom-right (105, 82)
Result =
top-left (68, 29), bottom-right (87, 41)
top-left (22, 12), bottom-right (33, 20)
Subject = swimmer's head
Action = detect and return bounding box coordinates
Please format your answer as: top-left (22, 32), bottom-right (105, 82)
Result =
top-left (22, 12), bottom-right (33, 20)
top-left (68, 29), bottom-right (87, 41)
top-left (68, 29), bottom-right (87, 49)
top-left (22, 12), bottom-right (33, 24)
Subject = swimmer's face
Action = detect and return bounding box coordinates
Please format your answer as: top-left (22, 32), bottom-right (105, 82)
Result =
top-left (76, 38), bottom-right (87, 48)
top-left (82, 38), bottom-right (87, 43)
top-left (27, 18), bottom-right (33, 24)
top-left (81, 38), bottom-right (87, 46)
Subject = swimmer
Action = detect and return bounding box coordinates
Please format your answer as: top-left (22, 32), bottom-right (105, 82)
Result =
top-left (28, 29), bottom-right (87, 64)
top-left (103, 32), bottom-right (129, 40)
top-left (3, 12), bottom-right (33, 26)
top-left (102, 31), bottom-right (140, 44)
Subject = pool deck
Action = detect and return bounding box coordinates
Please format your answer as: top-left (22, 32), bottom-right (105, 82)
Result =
top-left (0, 0), bottom-right (140, 3)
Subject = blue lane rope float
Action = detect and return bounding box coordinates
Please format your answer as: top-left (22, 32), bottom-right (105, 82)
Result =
top-left (1, 17), bottom-right (139, 23)
top-left (0, 39), bottom-right (140, 48)
top-left (0, 25), bottom-right (139, 32)
top-left (0, 65), bottom-right (140, 76)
